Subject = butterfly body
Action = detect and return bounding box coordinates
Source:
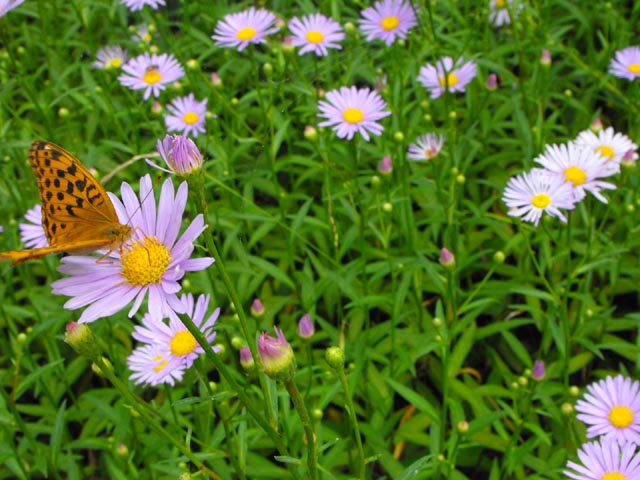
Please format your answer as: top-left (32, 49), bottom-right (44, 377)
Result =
top-left (0, 140), bottom-right (132, 265)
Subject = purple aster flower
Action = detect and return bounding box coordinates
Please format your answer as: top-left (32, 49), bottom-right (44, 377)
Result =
top-left (118, 53), bottom-right (185, 100)
top-left (258, 326), bottom-right (295, 380)
top-left (212, 7), bottom-right (279, 52)
top-left (0, 0), bottom-right (25, 18)
top-left (51, 175), bottom-right (214, 323)
top-left (609, 46), bottom-right (640, 81)
top-left (575, 375), bottom-right (640, 445)
top-left (128, 344), bottom-right (186, 387)
top-left (417, 56), bottom-right (477, 99)
top-left (164, 93), bottom-right (208, 138)
top-left (19, 204), bottom-right (48, 249)
top-left (149, 134), bottom-right (204, 175)
top-left (407, 132), bottom-right (445, 161)
top-left (132, 24), bottom-right (153, 43)
top-left (502, 168), bottom-right (576, 226)
top-left (359, 0), bottom-right (417, 46)
top-left (120, 0), bottom-right (165, 11)
top-left (575, 126), bottom-right (638, 175)
top-left (564, 439), bottom-right (640, 480)
top-left (92, 46), bottom-right (128, 70)
top-left (534, 143), bottom-right (616, 204)
top-left (317, 86), bottom-right (391, 141)
top-left (288, 13), bottom-right (344, 56)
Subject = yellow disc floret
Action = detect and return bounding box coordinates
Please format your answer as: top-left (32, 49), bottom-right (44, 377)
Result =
top-left (306, 31), bottom-right (324, 44)
top-left (609, 405), bottom-right (634, 429)
top-left (237, 27), bottom-right (257, 41)
top-left (439, 73), bottom-right (459, 88)
top-left (171, 331), bottom-right (197, 356)
top-left (182, 112), bottom-right (199, 125)
top-left (564, 166), bottom-right (587, 186)
top-left (343, 108), bottom-right (364, 124)
top-left (121, 236), bottom-right (171, 286)
top-left (381, 16), bottom-right (400, 31)
top-left (531, 193), bottom-right (550, 209)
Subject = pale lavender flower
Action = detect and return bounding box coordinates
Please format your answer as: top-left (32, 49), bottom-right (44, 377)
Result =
top-left (128, 344), bottom-right (186, 387)
top-left (120, 0), bottom-right (165, 11)
top-left (564, 439), bottom-right (640, 480)
top-left (297, 313), bottom-right (314, 339)
top-left (574, 126), bottom-right (638, 175)
top-left (239, 346), bottom-right (254, 369)
top-left (118, 53), bottom-right (185, 100)
top-left (288, 13), bottom-right (344, 56)
top-left (489, 0), bottom-right (521, 27)
top-left (51, 175), bottom-right (214, 323)
top-left (164, 93), bottom-right (208, 138)
top-left (417, 56), bottom-right (477, 99)
top-left (502, 168), bottom-right (576, 226)
top-left (407, 132), bottom-right (445, 161)
top-left (150, 134), bottom-right (203, 175)
top-left (0, 0), bottom-right (25, 18)
top-left (359, 0), bottom-right (417, 46)
top-left (534, 143), bottom-right (616, 203)
top-left (609, 46), bottom-right (640, 81)
top-left (212, 7), bottom-right (279, 51)
top-left (575, 375), bottom-right (640, 445)
top-left (132, 24), bottom-right (153, 43)
top-left (258, 327), bottom-right (295, 380)
top-left (317, 86), bottom-right (390, 141)
top-left (92, 46), bottom-right (128, 70)
top-left (19, 204), bottom-right (48, 249)
top-left (532, 361), bottom-right (545, 381)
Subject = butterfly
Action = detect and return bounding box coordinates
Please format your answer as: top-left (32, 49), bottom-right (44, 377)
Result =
top-left (0, 140), bottom-right (133, 265)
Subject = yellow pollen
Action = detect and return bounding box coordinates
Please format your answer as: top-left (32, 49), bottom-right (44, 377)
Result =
top-left (609, 405), bottom-right (634, 428)
top-left (564, 165), bottom-right (587, 186)
top-left (531, 193), bottom-right (550, 209)
top-left (237, 27), bottom-right (257, 41)
top-left (153, 355), bottom-right (169, 373)
top-left (120, 236), bottom-right (171, 286)
top-left (171, 331), bottom-right (197, 356)
top-left (602, 472), bottom-right (626, 480)
top-left (143, 69), bottom-right (161, 85)
top-left (381, 16), bottom-right (400, 31)
top-left (495, 0), bottom-right (506, 7)
top-left (306, 30), bottom-right (324, 44)
top-left (424, 148), bottom-right (437, 159)
top-left (343, 107), bottom-right (364, 124)
top-left (108, 58), bottom-right (122, 68)
top-left (182, 112), bottom-right (199, 125)
top-left (628, 63), bottom-right (640, 74)
top-left (439, 73), bottom-right (459, 88)
top-left (596, 145), bottom-right (615, 159)
top-left (143, 33), bottom-right (152, 42)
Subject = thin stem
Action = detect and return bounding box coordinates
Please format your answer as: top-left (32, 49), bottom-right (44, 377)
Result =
top-left (337, 368), bottom-right (366, 479)
top-left (285, 379), bottom-right (317, 480)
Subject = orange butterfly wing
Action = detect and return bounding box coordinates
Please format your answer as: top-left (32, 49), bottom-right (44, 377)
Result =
top-left (0, 140), bottom-right (132, 265)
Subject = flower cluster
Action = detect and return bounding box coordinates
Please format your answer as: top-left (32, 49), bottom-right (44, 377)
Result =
top-left (502, 124), bottom-right (636, 226)
top-left (565, 375), bottom-right (640, 478)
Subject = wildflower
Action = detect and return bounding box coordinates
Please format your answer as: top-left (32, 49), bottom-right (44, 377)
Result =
top-left (288, 13), bottom-right (344, 56)
top-left (358, 0), bottom-right (417, 46)
top-left (575, 375), bottom-right (640, 445)
top-left (118, 53), bottom-right (185, 100)
top-left (151, 134), bottom-right (203, 175)
top-left (574, 126), bottom-right (638, 175)
top-left (417, 56), bottom-right (477, 99)
top-left (407, 132), bottom-right (445, 160)
top-left (251, 298), bottom-right (265, 317)
top-left (92, 46), bottom-right (128, 70)
top-left (120, 0), bottom-right (165, 11)
top-left (212, 7), bottom-right (279, 52)
top-left (210, 72), bottom-right (222, 87)
top-left (534, 143), bottom-right (616, 203)
top-left (164, 94), bottom-right (208, 138)
top-left (378, 155), bottom-right (393, 174)
top-left (19, 204), bottom-right (48, 249)
top-left (609, 46), bottom-right (640, 81)
top-left (239, 346), bottom-right (254, 370)
top-left (622, 148), bottom-right (638, 167)
top-left (0, 0), bottom-right (24, 18)
top-left (564, 439), bottom-right (640, 480)
top-left (439, 248), bottom-right (455, 269)
top-left (128, 344), bottom-right (186, 386)
top-left (590, 118), bottom-right (603, 133)
top-left (317, 86), bottom-right (390, 141)
top-left (258, 327), bottom-right (295, 381)
top-left (486, 73), bottom-right (498, 90)
top-left (532, 361), bottom-right (545, 381)
top-left (540, 49), bottom-right (551, 67)
top-left (502, 168), bottom-right (576, 226)
top-left (132, 24), bottom-right (153, 43)
top-left (325, 346), bottom-right (345, 372)
top-left (51, 175), bottom-right (214, 323)
top-left (132, 293), bottom-right (220, 371)
top-left (489, 0), bottom-right (521, 27)
top-left (64, 322), bottom-right (98, 359)
top-left (297, 313), bottom-right (314, 339)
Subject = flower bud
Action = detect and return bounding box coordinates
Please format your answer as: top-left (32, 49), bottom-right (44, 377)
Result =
top-left (155, 134), bottom-right (203, 176)
top-left (65, 322), bottom-right (99, 360)
top-left (297, 313), bottom-right (315, 339)
top-left (239, 346), bottom-right (255, 370)
top-left (251, 298), bottom-right (265, 317)
top-left (378, 155), bottom-right (393, 175)
top-left (210, 72), bottom-right (223, 87)
top-left (439, 248), bottom-right (456, 269)
top-left (485, 73), bottom-right (498, 91)
top-left (532, 360), bottom-right (545, 381)
top-left (258, 327), bottom-right (296, 381)
top-left (540, 49), bottom-right (551, 67)
top-left (304, 125), bottom-right (318, 142)
top-left (325, 346), bottom-right (345, 372)
top-left (493, 251), bottom-right (505, 264)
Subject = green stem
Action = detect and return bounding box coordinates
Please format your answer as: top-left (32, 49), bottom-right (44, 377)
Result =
top-left (337, 368), bottom-right (366, 479)
top-left (285, 379), bottom-right (317, 480)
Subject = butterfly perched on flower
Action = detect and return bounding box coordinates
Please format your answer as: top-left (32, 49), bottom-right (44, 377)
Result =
top-left (0, 140), bottom-right (132, 265)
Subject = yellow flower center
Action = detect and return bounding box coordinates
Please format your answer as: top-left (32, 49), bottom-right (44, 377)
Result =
top-left (343, 107), bottom-right (364, 124)
top-left (424, 148), bottom-right (437, 159)
top-left (171, 330), bottom-right (197, 356)
top-left (153, 355), bottom-right (169, 373)
top-left (531, 193), bottom-right (550, 209)
top-left (143, 69), bottom-right (162, 85)
top-left (182, 112), bottom-right (199, 125)
top-left (381, 16), bottom-right (400, 31)
top-left (439, 73), bottom-right (459, 88)
top-left (628, 63), bottom-right (640, 74)
top-left (306, 30), bottom-right (324, 44)
top-left (495, 0), bottom-right (506, 7)
top-left (120, 236), bottom-right (171, 286)
top-left (142, 33), bottom-right (152, 42)
top-left (564, 166), bottom-right (587, 186)
top-left (609, 405), bottom-right (634, 428)
top-left (237, 27), bottom-right (257, 41)
top-left (108, 58), bottom-right (122, 68)
top-left (602, 472), bottom-right (626, 480)
top-left (596, 145), bottom-right (615, 159)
